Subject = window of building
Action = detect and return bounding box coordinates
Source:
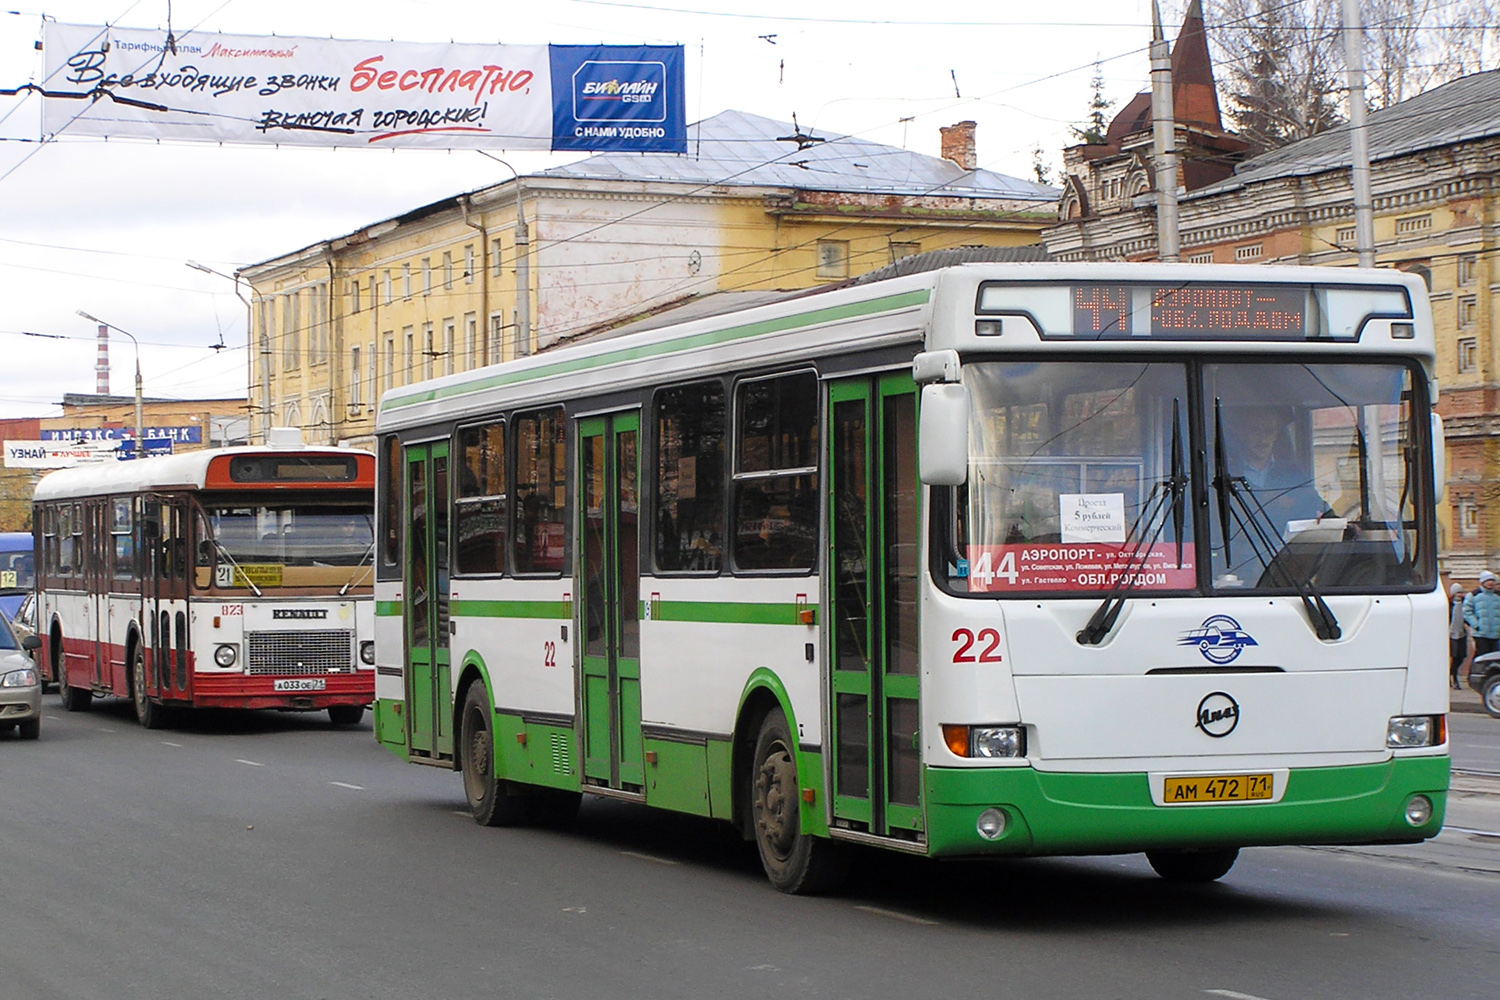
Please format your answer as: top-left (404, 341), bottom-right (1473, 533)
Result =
top-left (370, 276), bottom-right (379, 312)
top-left (1336, 226), bottom-right (1357, 245)
top-left (1459, 295), bottom-right (1477, 328)
top-left (1188, 251), bottom-right (1214, 264)
top-left (443, 319), bottom-right (456, 376)
top-left (655, 381), bottom-right (726, 573)
top-left (350, 346), bottom-right (362, 407)
top-left (492, 238), bottom-right (503, 278)
top-left (350, 279), bottom-right (361, 314)
top-left (889, 242), bottom-right (920, 263)
top-left (403, 325), bottom-right (414, 380)
top-left (383, 269), bottom-right (393, 304)
top-left (455, 420), bottom-right (506, 575)
top-left (1460, 498), bottom-right (1480, 537)
top-left (1396, 214), bottom-right (1432, 235)
top-left (402, 263), bottom-right (412, 299)
top-left (423, 322), bottom-right (435, 381)
top-left (1233, 243), bottom-right (1263, 261)
top-left (816, 241), bottom-right (849, 279)
top-left (421, 258), bottom-right (432, 296)
top-left (512, 408), bottom-right (566, 574)
top-left (491, 313), bottom-right (506, 361)
top-left (465, 313), bottom-right (478, 369)
top-left (1459, 336), bottom-right (1478, 373)
top-left (310, 283), bottom-right (326, 364)
top-left (383, 333), bottom-right (394, 392)
top-left (1460, 255), bottom-right (1478, 286)
top-left (443, 251), bottom-right (453, 290)
top-left (465, 245), bottom-right (476, 284)
top-left (732, 371), bottom-right (819, 572)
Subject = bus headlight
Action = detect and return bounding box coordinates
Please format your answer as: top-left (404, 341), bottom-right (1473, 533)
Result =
top-left (1387, 715), bottom-right (1444, 748)
top-left (943, 724), bottom-right (1026, 758)
top-left (213, 644), bottom-right (238, 668)
top-left (359, 641), bottom-right (375, 665)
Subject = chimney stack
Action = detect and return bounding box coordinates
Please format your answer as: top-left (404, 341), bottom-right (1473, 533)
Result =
top-left (940, 121), bottom-right (977, 171)
top-left (95, 323), bottom-right (109, 395)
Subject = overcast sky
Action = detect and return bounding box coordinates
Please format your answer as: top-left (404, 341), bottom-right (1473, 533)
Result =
top-left (0, 0), bottom-right (1166, 420)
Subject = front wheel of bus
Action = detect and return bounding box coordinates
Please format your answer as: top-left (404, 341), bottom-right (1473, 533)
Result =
top-left (1483, 676), bottom-right (1500, 719)
top-left (130, 647), bottom-right (166, 730)
top-left (460, 684), bottom-right (533, 827)
top-left (750, 709), bottom-right (847, 895)
top-left (1146, 847), bottom-right (1240, 883)
top-left (56, 641), bottom-right (90, 713)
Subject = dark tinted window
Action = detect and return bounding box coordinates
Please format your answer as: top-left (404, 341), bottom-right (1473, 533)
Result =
top-left (655, 381), bottom-right (725, 572)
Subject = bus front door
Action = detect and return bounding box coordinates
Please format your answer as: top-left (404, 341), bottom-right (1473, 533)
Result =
top-left (403, 443), bottom-right (453, 761)
top-left (827, 374), bottom-right (922, 839)
top-left (576, 412), bottom-right (644, 791)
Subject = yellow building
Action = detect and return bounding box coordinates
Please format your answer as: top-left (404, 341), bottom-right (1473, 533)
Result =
top-left (243, 111), bottom-right (1059, 450)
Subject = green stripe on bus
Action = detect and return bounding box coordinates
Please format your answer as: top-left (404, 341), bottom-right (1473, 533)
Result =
top-left (647, 600), bottom-right (809, 626)
top-left (383, 288), bottom-right (931, 410)
top-left (451, 599), bottom-right (573, 619)
top-left (376, 601), bottom-right (401, 616)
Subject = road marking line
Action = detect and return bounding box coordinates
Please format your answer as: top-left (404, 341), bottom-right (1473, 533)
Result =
top-left (160, 741), bottom-right (182, 747)
top-left (235, 759), bottom-right (264, 766)
top-left (1444, 824), bottom-right (1500, 838)
top-left (852, 904), bottom-right (939, 926)
top-left (1205, 991), bottom-right (1277, 1000)
top-left (619, 850), bottom-right (679, 866)
top-left (329, 781), bottom-right (364, 790)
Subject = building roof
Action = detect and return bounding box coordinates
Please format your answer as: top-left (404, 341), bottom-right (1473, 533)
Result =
top-left (1192, 69), bottom-right (1500, 198)
top-left (538, 109), bottom-right (1058, 202)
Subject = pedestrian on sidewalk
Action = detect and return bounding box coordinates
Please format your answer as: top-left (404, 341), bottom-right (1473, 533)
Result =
top-left (1463, 571), bottom-right (1500, 666)
top-left (1450, 582), bottom-right (1470, 690)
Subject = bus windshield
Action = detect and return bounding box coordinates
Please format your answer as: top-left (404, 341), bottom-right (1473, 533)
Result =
top-left (200, 503), bottom-right (374, 587)
top-left (943, 359), bottom-right (1432, 596)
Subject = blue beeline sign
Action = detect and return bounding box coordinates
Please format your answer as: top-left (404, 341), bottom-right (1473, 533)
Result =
top-left (549, 45), bottom-right (686, 153)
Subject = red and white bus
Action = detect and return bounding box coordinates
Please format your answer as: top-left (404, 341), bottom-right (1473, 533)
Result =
top-left (32, 439), bottom-right (376, 728)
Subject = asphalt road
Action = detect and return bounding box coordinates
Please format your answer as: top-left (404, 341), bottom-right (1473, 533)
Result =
top-left (2, 699), bottom-right (1494, 1000)
top-left (1450, 710), bottom-right (1500, 774)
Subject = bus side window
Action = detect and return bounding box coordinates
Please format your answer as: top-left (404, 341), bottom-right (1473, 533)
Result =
top-left (731, 371), bottom-right (819, 572)
top-left (654, 380), bottom-right (725, 573)
top-left (455, 419), bottom-right (506, 575)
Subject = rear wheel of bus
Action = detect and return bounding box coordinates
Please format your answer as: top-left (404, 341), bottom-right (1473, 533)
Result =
top-left (1145, 847), bottom-right (1240, 883)
top-left (750, 708), bottom-right (847, 895)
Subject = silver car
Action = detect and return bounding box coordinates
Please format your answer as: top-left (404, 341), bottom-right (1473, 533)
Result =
top-left (0, 612), bottom-right (41, 739)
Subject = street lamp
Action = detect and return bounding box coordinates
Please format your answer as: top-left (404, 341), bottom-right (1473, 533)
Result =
top-left (187, 260), bottom-right (258, 440)
top-left (75, 310), bottom-right (145, 460)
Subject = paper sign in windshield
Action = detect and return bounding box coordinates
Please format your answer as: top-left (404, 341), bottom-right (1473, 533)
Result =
top-left (965, 543), bottom-right (1196, 593)
top-left (1060, 493), bottom-right (1126, 543)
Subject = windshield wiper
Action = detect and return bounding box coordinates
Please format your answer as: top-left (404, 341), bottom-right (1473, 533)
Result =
top-left (209, 538), bottom-right (263, 597)
top-left (1077, 399), bottom-right (1187, 645)
top-left (340, 540), bottom-right (376, 596)
top-left (1211, 398), bottom-right (1340, 641)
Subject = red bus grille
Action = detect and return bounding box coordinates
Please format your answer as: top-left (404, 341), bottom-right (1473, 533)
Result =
top-left (245, 630), bottom-right (353, 676)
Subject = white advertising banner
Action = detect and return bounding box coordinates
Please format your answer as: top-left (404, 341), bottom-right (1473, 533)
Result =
top-left (40, 23), bottom-right (687, 152)
top-left (5, 440), bottom-right (120, 469)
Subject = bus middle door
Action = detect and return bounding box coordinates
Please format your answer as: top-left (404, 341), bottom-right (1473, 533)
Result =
top-left (403, 443), bottom-right (453, 761)
top-left (576, 411), bottom-right (644, 792)
top-left (827, 374), bottom-right (922, 840)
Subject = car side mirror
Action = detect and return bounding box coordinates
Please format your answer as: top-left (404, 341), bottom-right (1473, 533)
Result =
top-left (22, 634), bottom-right (41, 651)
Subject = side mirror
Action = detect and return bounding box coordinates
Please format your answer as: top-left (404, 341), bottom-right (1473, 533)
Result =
top-left (22, 634), bottom-right (40, 651)
top-left (1431, 412), bottom-right (1446, 504)
top-left (919, 383), bottom-right (970, 486)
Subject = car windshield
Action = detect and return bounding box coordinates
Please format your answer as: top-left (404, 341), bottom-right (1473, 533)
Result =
top-left (939, 359), bottom-right (1432, 596)
top-left (0, 612), bottom-right (18, 650)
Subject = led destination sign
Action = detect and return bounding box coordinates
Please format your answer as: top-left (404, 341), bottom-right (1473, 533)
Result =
top-left (976, 280), bottom-right (1413, 342)
top-left (1073, 283), bottom-right (1307, 339)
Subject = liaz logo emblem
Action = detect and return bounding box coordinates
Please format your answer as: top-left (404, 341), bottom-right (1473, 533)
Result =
top-left (1179, 614), bottom-right (1258, 665)
top-left (1195, 691), bottom-right (1240, 737)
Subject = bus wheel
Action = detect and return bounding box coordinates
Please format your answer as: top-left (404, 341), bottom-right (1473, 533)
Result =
top-left (460, 684), bottom-right (533, 827)
top-left (57, 647), bottom-right (91, 713)
top-left (750, 709), bottom-right (847, 895)
top-left (328, 704), bottom-right (365, 726)
top-left (1146, 847), bottom-right (1240, 883)
top-left (131, 648), bottom-right (166, 730)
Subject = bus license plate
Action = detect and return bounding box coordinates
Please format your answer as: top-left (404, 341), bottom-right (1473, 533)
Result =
top-left (273, 678), bottom-right (327, 692)
top-left (1162, 773), bottom-right (1273, 804)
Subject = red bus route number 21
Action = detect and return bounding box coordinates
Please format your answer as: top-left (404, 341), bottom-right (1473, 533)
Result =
top-left (951, 628), bottom-right (1003, 663)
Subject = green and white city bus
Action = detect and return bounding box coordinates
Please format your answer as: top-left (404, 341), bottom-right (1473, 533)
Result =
top-left (373, 261), bottom-right (1449, 892)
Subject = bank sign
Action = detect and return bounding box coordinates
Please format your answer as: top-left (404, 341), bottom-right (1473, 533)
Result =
top-left (42, 24), bottom-right (686, 153)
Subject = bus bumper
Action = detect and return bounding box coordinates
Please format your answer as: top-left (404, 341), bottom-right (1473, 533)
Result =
top-left (922, 755), bottom-right (1449, 858)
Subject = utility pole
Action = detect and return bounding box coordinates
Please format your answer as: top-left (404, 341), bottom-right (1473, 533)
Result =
top-left (1341, 0), bottom-right (1376, 267)
top-left (1151, 1), bottom-right (1181, 261)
